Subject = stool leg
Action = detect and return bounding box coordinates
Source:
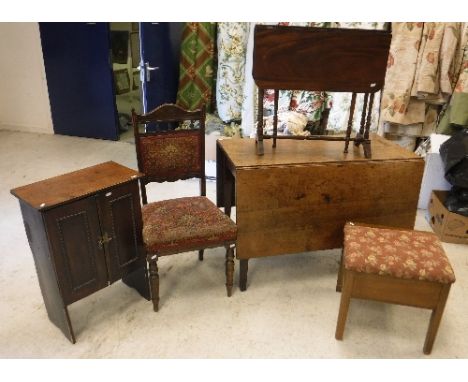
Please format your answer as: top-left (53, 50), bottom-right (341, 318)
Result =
top-left (148, 254), bottom-right (160, 312)
top-left (423, 284), bottom-right (451, 355)
top-left (335, 270), bottom-right (354, 340)
top-left (336, 249), bottom-right (344, 292)
top-left (225, 245), bottom-right (235, 297)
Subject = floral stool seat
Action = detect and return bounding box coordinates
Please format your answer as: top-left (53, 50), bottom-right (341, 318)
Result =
top-left (335, 222), bottom-right (456, 355)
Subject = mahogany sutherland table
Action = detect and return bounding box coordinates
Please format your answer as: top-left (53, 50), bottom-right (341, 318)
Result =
top-left (216, 135), bottom-right (424, 291)
top-left (11, 161), bottom-right (150, 343)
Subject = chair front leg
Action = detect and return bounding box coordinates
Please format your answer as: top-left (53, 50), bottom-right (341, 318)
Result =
top-left (148, 254), bottom-right (160, 312)
top-left (225, 245), bottom-right (235, 297)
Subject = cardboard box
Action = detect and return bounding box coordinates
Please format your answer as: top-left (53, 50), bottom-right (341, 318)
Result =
top-left (428, 190), bottom-right (468, 245)
top-left (417, 134), bottom-right (452, 209)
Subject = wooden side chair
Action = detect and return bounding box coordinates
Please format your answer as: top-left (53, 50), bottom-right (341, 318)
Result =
top-left (335, 222), bottom-right (456, 354)
top-left (132, 104), bottom-right (237, 312)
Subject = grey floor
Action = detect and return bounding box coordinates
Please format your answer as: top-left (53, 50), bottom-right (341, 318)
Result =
top-left (0, 130), bottom-right (467, 358)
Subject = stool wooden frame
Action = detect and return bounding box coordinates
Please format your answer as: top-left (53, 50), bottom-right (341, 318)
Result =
top-left (335, 250), bottom-right (452, 355)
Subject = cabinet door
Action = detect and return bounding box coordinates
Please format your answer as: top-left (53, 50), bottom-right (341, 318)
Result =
top-left (45, 196), bottom-right (109, 305)
top-left (97, 181), bottom-right (146, 283)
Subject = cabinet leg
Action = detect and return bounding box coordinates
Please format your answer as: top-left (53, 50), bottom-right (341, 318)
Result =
top-left (43, 292), bottom-right (76, 343)
top-left (239, 259), bottom-right (249, 292)
top-left (122, 264), bottom-right (150, 300)
top-left (60, 305), bottom-right (76, 344)
top-left (225, 245), bottom-right (235, 297)
top-left (148, 255), bottom-right (160, 312)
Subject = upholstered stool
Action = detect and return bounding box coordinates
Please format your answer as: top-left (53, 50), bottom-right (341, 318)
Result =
top-left (335, 222), bottom-right (456, 355)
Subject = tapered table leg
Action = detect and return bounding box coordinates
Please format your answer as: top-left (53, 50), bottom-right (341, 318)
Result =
top-left (225, 245), bottom-right (235, 297)
top-left (239, 259), bottom-right (249, 291)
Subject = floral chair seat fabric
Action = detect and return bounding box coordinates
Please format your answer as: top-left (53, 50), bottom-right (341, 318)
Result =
top-left (142, 196), bottom-right (237, 254)
top-left (343, 223), bottom-right (455, 284)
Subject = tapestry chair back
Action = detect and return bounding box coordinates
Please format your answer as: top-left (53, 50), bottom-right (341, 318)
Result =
top-left (252, 25), bottom-right (391, 158)
top-left (132, 104), bottom-right (206, 204)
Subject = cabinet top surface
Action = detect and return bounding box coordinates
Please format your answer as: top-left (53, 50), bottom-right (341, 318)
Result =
top-left (10, 161), bottom-right (143, 210)
top-left (218, 134), bottom-right (422, 169)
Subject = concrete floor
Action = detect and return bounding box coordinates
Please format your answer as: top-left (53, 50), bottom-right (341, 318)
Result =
top-left (0, 130), bottom-right (467, 358)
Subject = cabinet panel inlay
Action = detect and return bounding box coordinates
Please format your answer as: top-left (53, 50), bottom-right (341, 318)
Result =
top-left (109, 193), bottom-right (139, 268)
top-left (56, 211), bottom-right (98, 291)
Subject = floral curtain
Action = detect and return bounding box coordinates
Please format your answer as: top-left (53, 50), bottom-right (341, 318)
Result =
top-left (216, 23), bottom-right (249, 122)
top-left (176, 22), bottom-right (216, 112)
top-left (380, 22), bottom-right (468, 136)
top-left (240, 22), bottom-right (257, 137)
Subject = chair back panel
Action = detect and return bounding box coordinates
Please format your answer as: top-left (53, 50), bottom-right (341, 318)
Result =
top-left (132, 104), bottom-right (206, 184)
top-left (137, 130), bottom-right (203, 182)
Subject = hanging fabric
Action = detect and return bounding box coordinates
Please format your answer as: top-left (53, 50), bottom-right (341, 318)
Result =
top-left (216, 22), bottom-right (250, 122)
top-left (380, 22), bottom-right (467, 135)
top-left (240, 22), bottom-right (258, 137)
top-left (437, 23), bottom-right (468, 134)
top-left (176, 22), bottom-right (216, 112)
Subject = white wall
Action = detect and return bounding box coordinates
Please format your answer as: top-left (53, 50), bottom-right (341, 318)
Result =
top-left (0, 22), bottom-right (53, 134)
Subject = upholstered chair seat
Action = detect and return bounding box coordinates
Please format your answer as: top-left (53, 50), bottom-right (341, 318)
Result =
top-left (142, 196), bottom-right (237, 254)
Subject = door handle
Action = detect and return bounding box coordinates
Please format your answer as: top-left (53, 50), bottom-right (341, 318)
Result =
top-left (138, 62), bottom-right (159, 82)
top-left (145, 62), bottom-right (159, 82)
top-left (97, 232), bottom-right (113, 249)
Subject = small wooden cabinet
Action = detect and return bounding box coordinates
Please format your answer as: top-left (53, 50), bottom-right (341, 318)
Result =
top-left (11, 161), bottom-right (149, 343)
